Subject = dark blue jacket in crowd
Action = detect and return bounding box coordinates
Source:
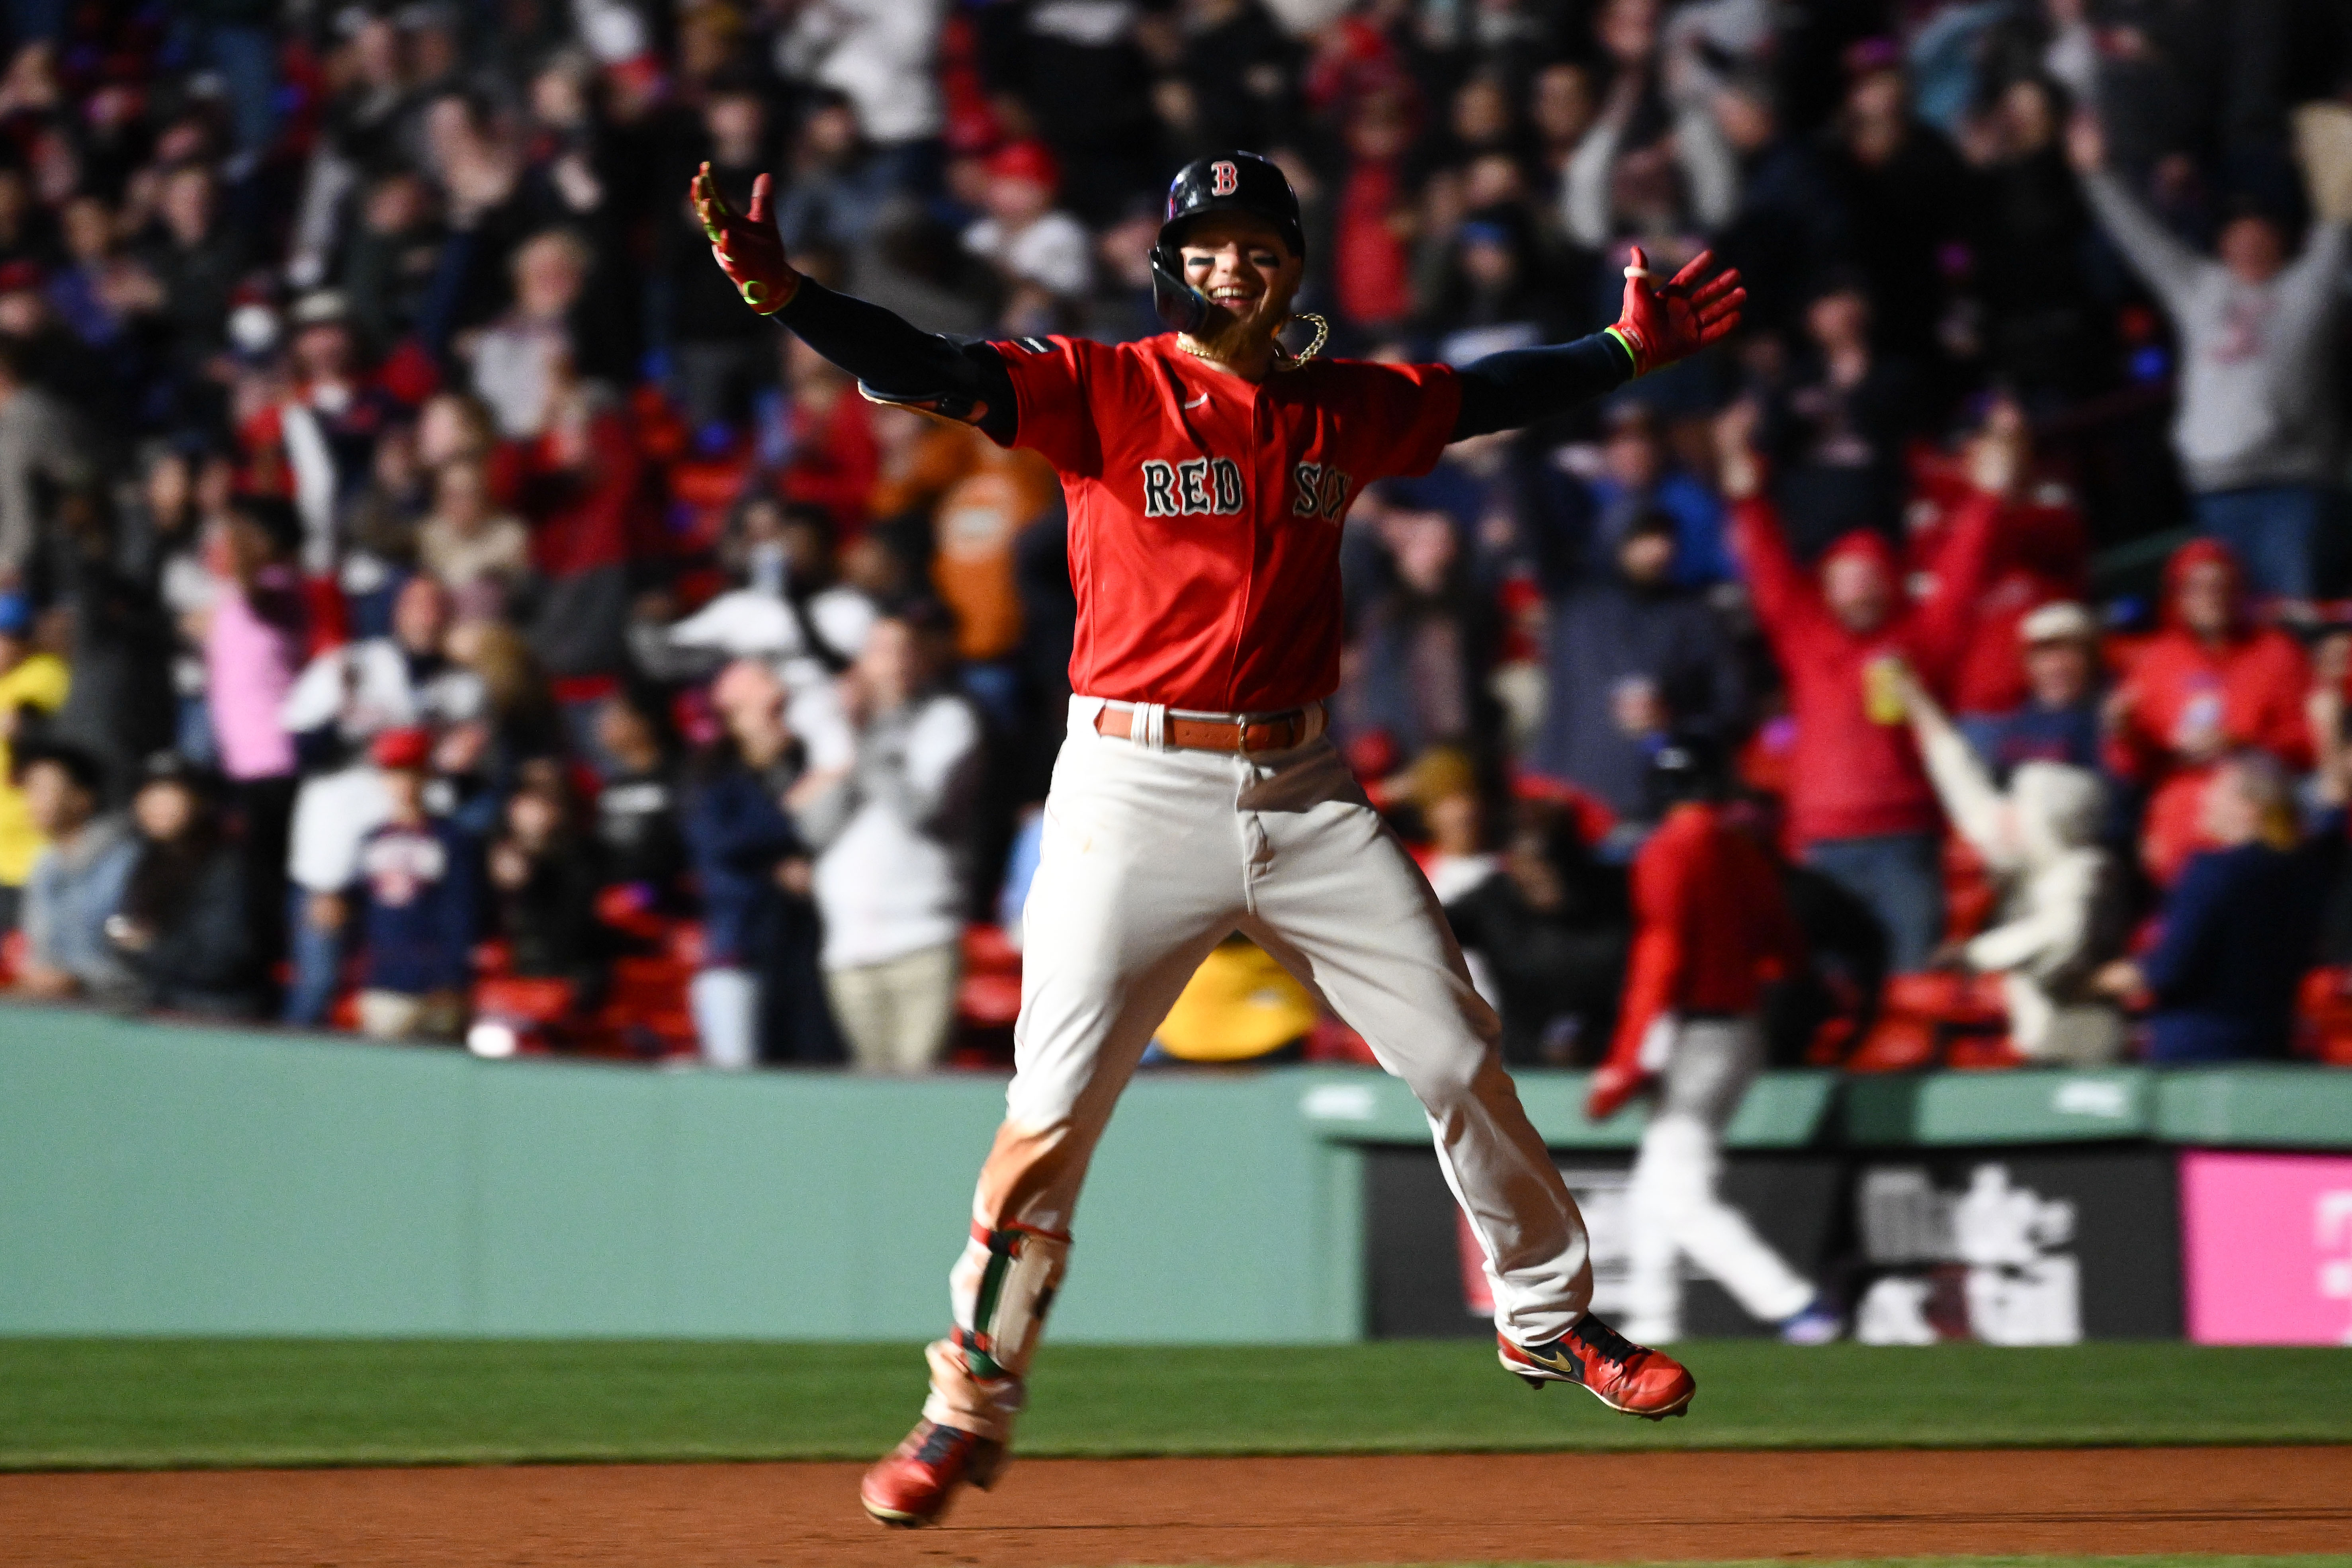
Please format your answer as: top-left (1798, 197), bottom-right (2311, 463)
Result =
top-left (354, 817), bottom-right (480, 995)
top-left (1960, 696), bottom-right (2104, 779)
top-left (2141, 816), bottom-right (2344, 1062)
top-left (678, 752), bottom-right (844, 1064)
top-left (1578, 471), bottom-right (1733, 588)
top-left (680, 758), bottom-right (805, 969)
top-left (1531, 576), bottom-right (1744, 820)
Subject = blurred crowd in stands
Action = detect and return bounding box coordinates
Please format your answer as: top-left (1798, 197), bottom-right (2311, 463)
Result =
top-left (5, 0), bottom-right (2352, 1075)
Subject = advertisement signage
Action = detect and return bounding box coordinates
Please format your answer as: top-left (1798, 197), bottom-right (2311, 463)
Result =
top-left (2180, 1151), bottom-right (2352, 1345)
top-left (1844, 1151), bottom-right (2179, 1343)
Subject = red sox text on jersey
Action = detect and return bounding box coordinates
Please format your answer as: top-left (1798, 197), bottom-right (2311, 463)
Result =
top-left (992, 334), bottom-right (1460, 714)
top-left (1136, 455), bottom-right (1350, 522)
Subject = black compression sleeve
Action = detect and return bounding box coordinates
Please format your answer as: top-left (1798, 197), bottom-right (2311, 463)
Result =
top-left (1450, 332), bottom-right (1637, 440)
top-left (771, 280), bottom-right (1019, 445)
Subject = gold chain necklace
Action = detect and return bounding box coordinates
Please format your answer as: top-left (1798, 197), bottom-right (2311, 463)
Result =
top-left (1175, 313), bottom-right (1332, 371)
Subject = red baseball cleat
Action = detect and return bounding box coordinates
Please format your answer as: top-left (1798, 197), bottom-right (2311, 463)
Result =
top-left (1498, 1316), bottom-right (1697, 1419)
top-left (859, 1420), bottom-right (1007, 1527)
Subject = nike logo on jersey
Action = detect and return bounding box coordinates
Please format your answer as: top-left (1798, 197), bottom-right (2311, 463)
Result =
top-left (1183, 391), bottom-right (1210, 409)
top-left (1141, 457), bottom-right (1245, 517)
top-left (1291, 461), bottom-right (1353, 522)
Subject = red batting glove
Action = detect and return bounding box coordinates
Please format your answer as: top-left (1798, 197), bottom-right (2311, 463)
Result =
top-left (692, 162), bottom-right (800, 316)
top-left (1604, 245), bottom-right (1745, 378)
top-left (1585, 1060), bottom-right (1651, 1123)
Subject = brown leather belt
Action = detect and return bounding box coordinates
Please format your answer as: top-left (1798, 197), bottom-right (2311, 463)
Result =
top-left (1094, 701), bottom-right (1323, 753)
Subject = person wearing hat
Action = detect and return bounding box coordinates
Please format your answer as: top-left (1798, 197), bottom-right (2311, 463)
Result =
top-left (696, 145), bottom-right (1745, 1517)
top-left (11, 739), bottom-right (137, 1004)
top-left (1959, 599), bottom-right (2106, 781)
top-left (2104, 538), bottom-right (2315, 886)
top-left (960, 140), bottom-right (1092, 328)
top-left (0, 588), bottom-right (68, 930)
top-left (1717, 397), bottom-right (2018, 973)
top-left (107, 753), bottom-right (258, 1019)
top-left (1585, 734), bottom-right (1835, 1346)
top-left (343, 725), bottom-right (477, 1042)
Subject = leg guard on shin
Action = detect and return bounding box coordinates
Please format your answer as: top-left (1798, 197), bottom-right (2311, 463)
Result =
top-left (954, 1221), bottom-right (1069, 1380)
top-left (922, 1222), bottom-right (1070, 1440)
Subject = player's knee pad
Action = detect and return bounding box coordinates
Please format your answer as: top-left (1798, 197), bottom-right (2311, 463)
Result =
top-left (949, 1222), bottom-right (1070, 1383)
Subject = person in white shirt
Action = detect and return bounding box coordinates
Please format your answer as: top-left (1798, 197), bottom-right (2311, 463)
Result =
top-left (656, 497), bottom-right (876, 774)
top-left (467, 230), bottom-right (592, 440)
top-left (663, 497), bottom-right (878, 674)
top-left (277, 576), bottom-right (480, 1025)
top-left (279, 575), bottom-right (484, 748)
top-left (776, 0), bottom-right (946, 152)
top-left (1889, 661), bottom-right (2128, 1063)
top-left (792, 605), bottom-right (983, 1073)
top-left (960, 141), bottom-right (1093, 322)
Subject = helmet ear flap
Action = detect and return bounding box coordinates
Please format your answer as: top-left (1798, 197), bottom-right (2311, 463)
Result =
top-left (1149, 244), bottom-right (1210, 335)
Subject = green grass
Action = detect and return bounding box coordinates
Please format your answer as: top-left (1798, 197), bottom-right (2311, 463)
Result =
top-left (0, 1339), bottom-right (2346, 1470)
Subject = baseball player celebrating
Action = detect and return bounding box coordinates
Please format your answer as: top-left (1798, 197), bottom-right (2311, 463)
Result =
top-left (692, 150), bottom-right (1744, 1528)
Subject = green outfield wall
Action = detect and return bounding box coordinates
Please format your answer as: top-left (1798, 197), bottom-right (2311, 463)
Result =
top-left (2, 1005), bottom-right (2348, 1341)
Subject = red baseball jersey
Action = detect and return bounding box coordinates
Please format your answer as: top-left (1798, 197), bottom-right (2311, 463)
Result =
top-left (1603, 802), bottom-right (1805, 1074)
top-left (990, 333), bottom-right (1462, 714)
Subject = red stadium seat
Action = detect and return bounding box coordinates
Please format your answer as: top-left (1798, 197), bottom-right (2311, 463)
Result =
top-left (1847, 971), bottom-right (2014, 1073)
top-left (2296, 966), bottom-right (2352, 1066)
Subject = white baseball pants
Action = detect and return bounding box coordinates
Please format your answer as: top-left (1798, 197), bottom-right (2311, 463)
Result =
top-left (1624, 1016), bottom-right (1814, 1342)
top-left (921, 698), bottom-right (1593, 1441)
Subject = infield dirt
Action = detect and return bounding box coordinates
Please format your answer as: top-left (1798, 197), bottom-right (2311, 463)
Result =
top-left (2, 1445), bottom-right (2348, 1567)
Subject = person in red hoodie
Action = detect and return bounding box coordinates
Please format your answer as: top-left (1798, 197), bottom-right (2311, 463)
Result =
top-left (1718, 398), bottom-right (2021, 970)
top-left (517, 379), bottom-right (646, 702)
top-left (2104, 538), bottom-right (2313, 886)
top-left (1586, 736), bottom-right (1836, 1345)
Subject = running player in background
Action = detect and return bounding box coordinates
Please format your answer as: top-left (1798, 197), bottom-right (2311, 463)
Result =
top-left (1586, 736), bottom-right (1843, 1346)
top-left (693, 149), bottom-right (1746, 1528)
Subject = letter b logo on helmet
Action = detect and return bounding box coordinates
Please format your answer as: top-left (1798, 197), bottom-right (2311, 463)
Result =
top-left (1156, 151), bottom-right (1306, 260)
top-left (1149, 150), bottom-right (1307, 334)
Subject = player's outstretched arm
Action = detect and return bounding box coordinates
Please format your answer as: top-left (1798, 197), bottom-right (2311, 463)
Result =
top-left (690, 162), bottom-right (1017, 443)
top-left (1451, 247), bottom-right (1743, 440)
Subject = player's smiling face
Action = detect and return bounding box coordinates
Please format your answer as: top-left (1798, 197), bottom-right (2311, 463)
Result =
top-left (1177, 216), bottom-right (1301, 337)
